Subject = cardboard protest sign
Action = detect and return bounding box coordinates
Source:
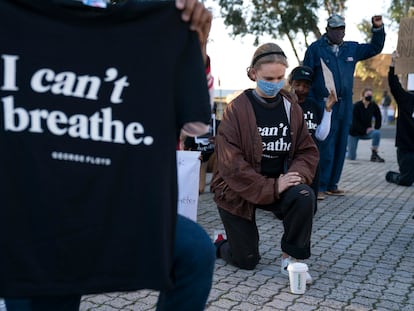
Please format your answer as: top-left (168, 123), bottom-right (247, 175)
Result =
top-left (396, 17), bottom-right (414, 75)
top-left (320, 58), bottom-right (337, 98)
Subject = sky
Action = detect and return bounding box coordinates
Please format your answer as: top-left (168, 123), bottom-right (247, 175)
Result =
top-left (205, 0), bottom-right (398, 91)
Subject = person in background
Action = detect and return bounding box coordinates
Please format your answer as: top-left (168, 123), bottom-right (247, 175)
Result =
top-left (288, 66), bottom-right (337, 201)
top-left (303, 13), bottom-right (385, 196)
top-left (347, 87), bottom-right (385, 162)
top-left (2, 1), bottom-right (215, 311)
top-left (385, 51), bottom-right (414, 187)
top-left (211, 43), bottom-right (319, 284)
top-left (381, 90), bottom-right (392, 125)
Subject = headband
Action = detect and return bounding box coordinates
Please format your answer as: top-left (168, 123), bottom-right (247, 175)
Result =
top-left (251, 51), bottom-right (286, 66)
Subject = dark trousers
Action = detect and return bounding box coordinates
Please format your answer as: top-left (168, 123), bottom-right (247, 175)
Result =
top-left (217, 184), bottom-right (314, 270)
top-left (318, 120), bottom-right (349, 192)
top-left (4, 296), bottom-right (80, 311)
top-left (5, 216), bottom-right (215, 311)
top-left (396, 148), bottom-right (414, 186)
top-left (310, 162), bottom-right (320, 214)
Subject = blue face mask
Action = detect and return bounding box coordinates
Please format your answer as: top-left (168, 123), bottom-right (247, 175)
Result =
top-left (257, 79), bottom-right (285, 97)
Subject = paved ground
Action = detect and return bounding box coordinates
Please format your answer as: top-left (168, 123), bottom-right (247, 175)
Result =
top-left (14, 124), bottom-right (411, 311)
top-left (379, 123), bottom-right (396, 139)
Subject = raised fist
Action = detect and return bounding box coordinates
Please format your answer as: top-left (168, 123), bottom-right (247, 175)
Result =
top-left (372, 15), bottom-right (383, 28)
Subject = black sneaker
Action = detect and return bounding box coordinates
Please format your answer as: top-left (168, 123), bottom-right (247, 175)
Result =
top-left (371, 151), bottom-right (385, 162)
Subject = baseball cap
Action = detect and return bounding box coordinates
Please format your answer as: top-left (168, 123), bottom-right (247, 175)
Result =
top-left (290, 66), bottom-right (313, 82)
top-left (327, 14), bottom-right (346, 28)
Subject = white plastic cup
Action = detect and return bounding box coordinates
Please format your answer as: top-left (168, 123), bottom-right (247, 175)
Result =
top-left (287, 262), bottom-right (308, 294)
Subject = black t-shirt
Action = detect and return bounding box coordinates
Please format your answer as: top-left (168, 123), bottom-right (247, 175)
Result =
top-left (247, 90), bottom-right (292, 178)
top-left (299, 97), bottom-right (323, 144)
top-left (0, 0), bottom-right (210, 296)
top-left (184, 114), bottom-right (220, 157)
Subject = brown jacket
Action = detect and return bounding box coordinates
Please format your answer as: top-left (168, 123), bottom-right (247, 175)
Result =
top-left (210, 89), bottom-right (319, 220)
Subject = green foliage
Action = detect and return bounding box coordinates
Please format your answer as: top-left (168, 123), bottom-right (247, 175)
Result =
top-left (323, 0), bottom-right (346, 15)
top-left (218, 0), bottom-right (317, 38)
top-left (356, 19), bottom-right (372, 41)
top-left (218, 0), bottom-right (247, 37)
top-left (355, 61), bottom-right (383, 85)
top-left (354, 19), bottom-right (375, 81)
top-left (388, 0), bottom-right (414, 22)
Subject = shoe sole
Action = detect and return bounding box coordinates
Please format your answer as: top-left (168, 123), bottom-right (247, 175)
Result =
top-left (325, 191), bottom-right (345, 196)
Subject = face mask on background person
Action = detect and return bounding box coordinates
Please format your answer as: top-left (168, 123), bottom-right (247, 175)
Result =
top-left (257, 79), bottom-right (285, 97)
top-left (364, 95), bottom-right (372, 102)
top-left (326, 27), bottom-right (345, 45)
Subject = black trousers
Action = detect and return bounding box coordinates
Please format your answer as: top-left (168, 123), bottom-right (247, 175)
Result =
top-left (217, 184), bottom-right (314, 270)
top-left (310, 162), bottom-right (320, 213)
top-left (5, 296), bottom-right (81, 311)
top-left (396, 148), bottom-right (414, 186)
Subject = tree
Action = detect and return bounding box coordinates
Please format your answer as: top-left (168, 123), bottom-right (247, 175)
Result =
top-left (216, 0), bottom-right (346, 63)
top-left (389, 0), bottom-right (414, 22)
top-left (354, 19), bottom-right (379, 83)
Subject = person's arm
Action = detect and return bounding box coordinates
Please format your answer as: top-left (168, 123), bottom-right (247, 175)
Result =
top-left (315, 109), bottom-right (332, 141)
top-left (355, 107), bottom-right (368, 134)
top-left (388, 50), bottom-right (407, 105)
top-left (181, 123), bottom-right (209, 137)
top-left (374, 104), bottom-right (382, 129)
top-left (315, 89), bottom-right (336, 141)
top-left (355, 15), bottom-right (385, 61)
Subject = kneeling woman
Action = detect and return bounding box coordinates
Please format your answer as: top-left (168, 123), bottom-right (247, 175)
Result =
top-left (211, 43), bottom-right (318, 283)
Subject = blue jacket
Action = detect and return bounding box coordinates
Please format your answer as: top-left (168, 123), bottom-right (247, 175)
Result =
top-left (303, 27), bottom-right (385, 125)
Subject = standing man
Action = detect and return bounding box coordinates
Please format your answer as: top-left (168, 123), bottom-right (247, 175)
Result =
top-left (385, 51), bottom-right (414, 187)
top-left (303, 14), bottom-right (385, 196)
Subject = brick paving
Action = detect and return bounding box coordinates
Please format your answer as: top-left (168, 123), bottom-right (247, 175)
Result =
top-left (39, 126), bottom-right (414, 310)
